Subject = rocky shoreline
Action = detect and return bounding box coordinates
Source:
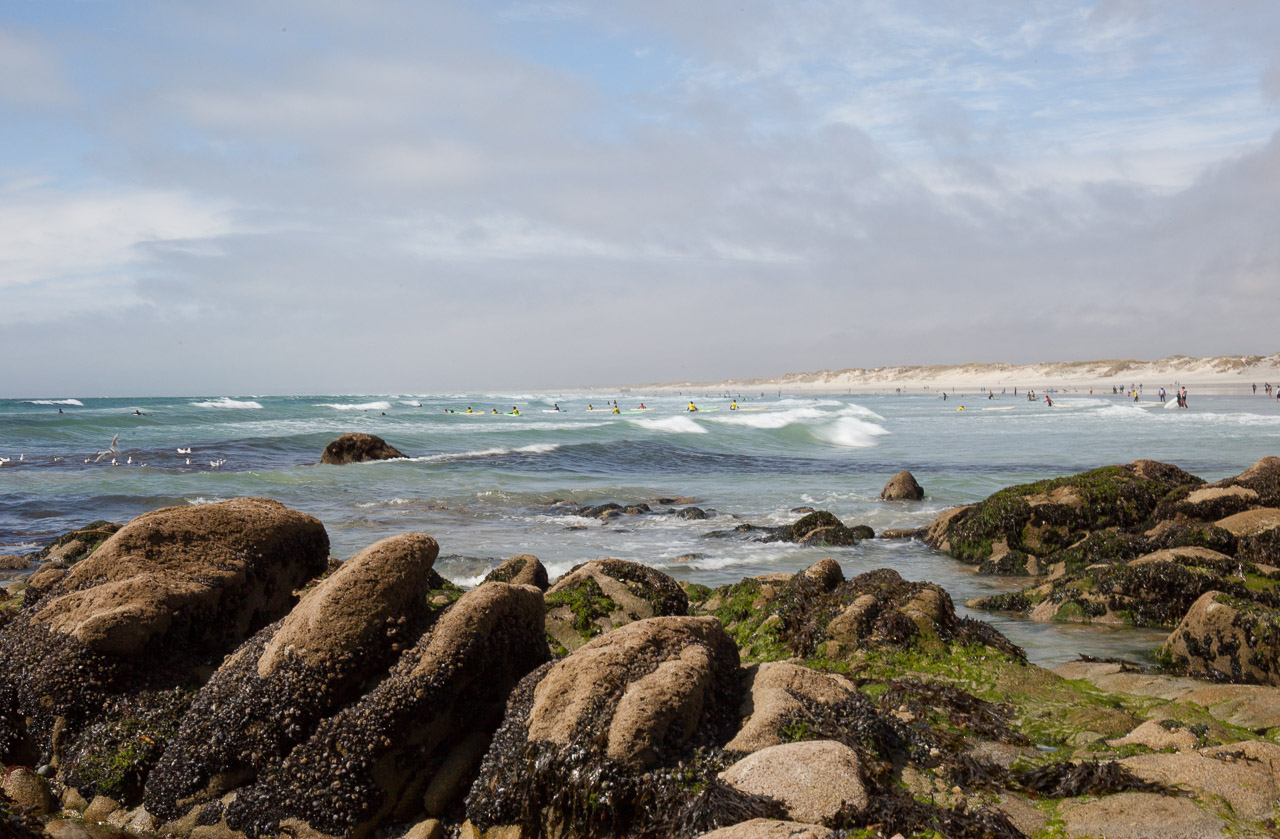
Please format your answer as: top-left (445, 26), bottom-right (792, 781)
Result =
top-left (4, 451), bottom-right (1280, 839)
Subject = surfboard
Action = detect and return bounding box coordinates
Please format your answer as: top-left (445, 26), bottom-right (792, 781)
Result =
top-left (981, 406), bottom-right (1015, 411)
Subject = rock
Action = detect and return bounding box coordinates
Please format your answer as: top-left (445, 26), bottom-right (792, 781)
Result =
top-left (403, 819), bottom-right (444, 839)
top-left (481, 554), bottom-right (549, 590)
top-left (1215, 508), bottom-right (1280, 563)
top-left (767, 511), bottom-right (862, 547)
top-left (42, 820), bottom-right (121, 839)
top-left (224, 582), bottom-right (548, 839)
top-left (1059, 791), bottom-right (1223, 838)
top-left (0, 498), bottom-right (329, 764)
top-left (1162, 590), bottom-right (1280, 684)
top-left (678, 506), bottom-right (709, 520)
top-left (0, 555), bottom-right (29, 571)
top-left (880, 470), bottom-right (925, 501)
top-left (800, 558), bottom-right (844, 591)
top-left (465, 617), bottom-right (742, 838)
top-left (320, 433), bottom-right (406, 465)
top-left (82, 795), bottom-right (122, 823)
top-left (144, 533), bottom-right (440, 821)
top-left (1121, 740), bottom-right (1280, 822)
top-left (695, 819), bottom-right (835, 839)
top-left (1156, 485), bottom-right (1260, 522)
top-left (1212, 456), bottom-right (1280, 506)
top-left (62, 785), bottom-right (89, 812)
top-left (719, 740), bottom-right (867, 824)
top-left (2, 766), bottom-right (54, 815)
top-left (32, 521), bottom-right (122, 566)
top-left (1109, 719), bottom-right (1199, 751)
top-left (544, 559), bottom-right (688, 652)
top-left (726, 662), bottom-right (859, 753)
top-left (880, 528), bottom-right (923, 540)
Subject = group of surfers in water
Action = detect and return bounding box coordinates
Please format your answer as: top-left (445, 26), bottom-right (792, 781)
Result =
top-left (440, 398), bottom-right (754, 415)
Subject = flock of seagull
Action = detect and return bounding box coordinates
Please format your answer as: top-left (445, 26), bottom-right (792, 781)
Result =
top-left (0, 435), bottom-right (227, 470)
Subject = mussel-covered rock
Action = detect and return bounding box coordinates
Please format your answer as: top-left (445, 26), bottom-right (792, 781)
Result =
top-left (144, 533), bottom-right (441, 822)
top-left (0, 498), bottom-right (329, 765)
top-left (1162, 591), bottom-right (1280, 685)
top-left (224, 582), bottom-right (548, 838)
top-left (465, 616), bottom-right (743, 838)
top-left (544, 558), bottom-right (688, 653)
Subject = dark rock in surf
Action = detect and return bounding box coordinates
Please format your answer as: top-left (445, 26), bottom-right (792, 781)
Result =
top-left (880, 470), bottom-right (925, 501)
top-left (767, 511), bottom-right (864, 547)
top-left (320, 433), bottom-right (406, 465)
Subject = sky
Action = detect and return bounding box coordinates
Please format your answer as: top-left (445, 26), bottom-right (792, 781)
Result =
top-left (2, 0), bottom-right (1278, 396)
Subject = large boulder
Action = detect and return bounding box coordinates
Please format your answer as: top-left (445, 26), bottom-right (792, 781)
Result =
top-left (320, 433), bottom-right (406, 465)
top-left (144, 533), bottom-right (441, 822)
top-left (1215, 508), bottom-right (1280, 564)
top-left (880, 470), bottom-right (925, 501)
top-left (544, 558), bottom-right (688, 653)
top-left (1162, 591), bottom-right (1280, 685)
top-left (726, 662), bottom-right (861, 753)
top-left (766, 511), bottom-right (866, 546)
top-left (465, 616), bottom-right (744, 838)
top-left (0, 498), bottom-right (329, 764)
top-left (224, 582), bottom-right (547, 839)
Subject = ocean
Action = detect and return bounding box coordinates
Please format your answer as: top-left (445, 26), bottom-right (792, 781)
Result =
top-left (3, 389), bottom-right (1279, 666)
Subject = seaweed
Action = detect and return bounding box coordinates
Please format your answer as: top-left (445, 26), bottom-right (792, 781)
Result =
top-left (827, 791), bottom-right (1024, 839)
top-left (1012, 759), bottom-right (1174, 798)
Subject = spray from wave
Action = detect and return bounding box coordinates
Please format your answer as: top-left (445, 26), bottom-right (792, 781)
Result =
top-left (318, 401), bottom-right (393, 411)
top-left (25, 399), bottom-right (84, 407)
top-left (191, 397), bottom-right (264, 409)
top-left (812, 416), bottom-right (891, 448)
top-left (631, 416), bottom-right (708, 434)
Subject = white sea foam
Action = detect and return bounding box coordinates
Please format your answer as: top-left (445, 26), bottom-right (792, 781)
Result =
top-left (191, 397), bottom-right (264, 409)
top-left (839, 403), bottom-right (886, 421)
top-left (408, 443), bottom-right (561, 463)
top-left (355, 497), bottom-right (414, 508)
top-left (631, 416), bottom-right (708, 434)
top-left (813, 416), bottom-right (890, 448)
top-left (318, 401), bottom-right (393, 411)
top-left (26, 398), bottom-right (85, 407)
top-left (709, 407), bottom-right (824, 429)
top-left (185, 496), bottom-right (230, 505)
top-left (400, 401), bottom-right (424, 407)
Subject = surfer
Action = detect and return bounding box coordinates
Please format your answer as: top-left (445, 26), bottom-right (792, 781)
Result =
top-left (730, 400), bottom-right (738, 410)
top-left (687, 402), bottom-right (699, 412)
top-left (466, 406), bottom-right (473, 413)
top-left (553, 403), bottom-right (561, 411)
top-left (612, 406), bottom-right (620, 414)
top-left (1045, 395), bottom-right (1053, 407)
top-left (942, 392), bottom-right (947, 401)
top-left (512, 407), bottom-right (520, 416)
top-left (639, 403), bottom-right (646, 409)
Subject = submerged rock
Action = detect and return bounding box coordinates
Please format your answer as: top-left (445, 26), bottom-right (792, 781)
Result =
top-left (320, 432), bottom-right (406, 464)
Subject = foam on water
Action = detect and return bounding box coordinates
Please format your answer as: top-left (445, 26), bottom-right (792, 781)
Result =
top-left (25, 399), bottom-right (85, 407)
top-left (709, 407), bottom-right (825, 429)
top-left (631, 415), bottom-right (708, 434)
top-left (190, 397), bottom-right (265, 409)
top-left (407, 443), bottom-right (561, 463)
top-left (317, 401), bottom-right (393, 411)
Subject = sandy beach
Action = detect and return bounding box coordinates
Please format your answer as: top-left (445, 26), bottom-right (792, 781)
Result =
top-left (633, 353), bottom-right (1280, 396)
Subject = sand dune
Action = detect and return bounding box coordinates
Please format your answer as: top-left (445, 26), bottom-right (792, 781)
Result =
top-left (640, 353), bottom-right (1280, 395)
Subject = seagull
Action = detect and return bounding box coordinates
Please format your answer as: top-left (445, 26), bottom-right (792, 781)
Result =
top-left (94, 434), bottom-right (120, 463)
top-left (0, 457), bottom-right (9, 465)
top-left (185, 457), bottom-right (191, 465)
top-left (111, 458), bottom-right (118, 466)
top-left (126, 456), bottom-right (132, 465)
top-left (18, 454), bottom-right (23, 462)
top-left (177, 447), bottom-right (192, 454)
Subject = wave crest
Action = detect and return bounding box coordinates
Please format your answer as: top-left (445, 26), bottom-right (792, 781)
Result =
top-left (191, 397), bottom-right (264, 409)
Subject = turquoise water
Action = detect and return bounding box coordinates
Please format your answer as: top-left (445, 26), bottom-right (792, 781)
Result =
top-left (3, 390), bottom-right (1279, 665)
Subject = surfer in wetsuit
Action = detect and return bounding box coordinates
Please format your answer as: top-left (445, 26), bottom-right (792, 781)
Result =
top-left (730, 400), bottom-right (738, 410)
top-left (687, 402), bottom-right (698, 412)
top-left (1045, 395), bottom-right (1053, 407)
top-left (612, 406), bottom-right (620, 414)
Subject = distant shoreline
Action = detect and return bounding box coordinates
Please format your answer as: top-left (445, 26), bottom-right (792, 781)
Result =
top-left (624, 353), bottom-right (1280, 396)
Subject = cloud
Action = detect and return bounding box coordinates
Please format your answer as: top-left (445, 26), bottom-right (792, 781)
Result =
top-left (0, 28), bottom-right (72, 106)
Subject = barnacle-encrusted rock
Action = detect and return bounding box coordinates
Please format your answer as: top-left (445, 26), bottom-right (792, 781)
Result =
top-left (465, 616), bottom-right (743, 838)
top-left (544, 558), bottom-right (688, 652)
top-left (224, 582), bottom-right (547, 839)
top-left (1162, 591), bottom-right (1280, 685)
top-left (880, 470), bottom-right (925, 501)
top-left (144, 533), bottom-right (440, 821)
top-left (320, 433), bottom-right (406, 464)
top-left (31, 521), bottom-right (122, 566)
top-left (726, 662), bottom-right (859, 753)
top-left (482, 554), bottom-right (549, 590)
top-left (0, 498), bottom-right (328, 763)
